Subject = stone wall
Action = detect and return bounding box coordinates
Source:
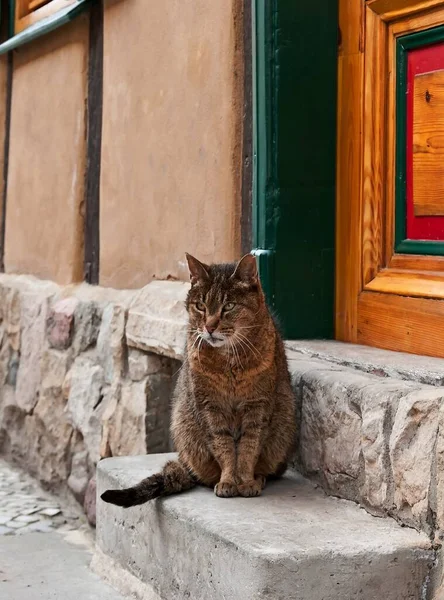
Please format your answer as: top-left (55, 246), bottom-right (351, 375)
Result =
top-left (2, 272), bottom-right (443, 539)
top-left (0, 274), bottom-right (186, 521)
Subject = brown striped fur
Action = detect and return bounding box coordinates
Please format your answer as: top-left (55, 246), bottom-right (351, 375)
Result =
top-left (101, 254), bottom-right (296, 507)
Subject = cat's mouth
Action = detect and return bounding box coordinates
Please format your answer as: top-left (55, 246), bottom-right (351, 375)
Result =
top-left (201, 331), bottom-right (227, 348)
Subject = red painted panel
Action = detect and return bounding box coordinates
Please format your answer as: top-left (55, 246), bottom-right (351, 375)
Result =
top-left (407, 43), bottom-right (444, 240)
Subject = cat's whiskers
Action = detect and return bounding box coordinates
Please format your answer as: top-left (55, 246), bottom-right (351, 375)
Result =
top-left (232, 339), bottom-right (243, 370)
top-left (234, 331), bottom-right (262, 361)
top-left (225, 338), bottom-right (234, 369)
top-left (235, 329), bottom-right (260, 350)
top-left (197, 336), bottom-right (204, 369)
top-left (233, 336), bottom-right (253, 362)
top-left (190, 332), bottom-right (201, 352)
top-left (236, 335), bottom-right (249, 363)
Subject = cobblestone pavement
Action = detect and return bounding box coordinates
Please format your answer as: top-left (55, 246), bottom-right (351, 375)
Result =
top-left (0, 458), bottom-right (128, 599)
top-left (0, 458), bottom-right (86, 536)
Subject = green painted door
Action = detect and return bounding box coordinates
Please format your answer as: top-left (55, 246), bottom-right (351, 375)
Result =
top-left (252, 0), bottom-right (338, 339)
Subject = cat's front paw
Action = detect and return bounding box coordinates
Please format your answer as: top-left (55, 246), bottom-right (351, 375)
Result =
top-left (214, 480), bottom-right (238, 498)
top-left (237, 478), bottom-right (263, 497)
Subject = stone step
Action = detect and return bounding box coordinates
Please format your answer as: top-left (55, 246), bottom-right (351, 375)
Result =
top-left (286, 345), bottom-right (444, 537)
top-left (95, 454), bottom-right (435, 600)
top-left (287, 339), bottom-right (444, 387)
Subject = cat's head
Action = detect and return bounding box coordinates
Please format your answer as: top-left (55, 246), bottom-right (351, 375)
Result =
top-left (185, 253), bottom-right (265, 349)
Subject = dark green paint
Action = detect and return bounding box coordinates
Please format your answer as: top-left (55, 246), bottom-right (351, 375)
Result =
top-left (396, 239), bottom-right (444, 255)
top-left (395, 26), bottom-right (444, 256)
top-left (251, 0), bottom-right (277, 308)
top-left (1, 0), bottom-right (90, 55)
top-left (252, 0), bottom-right (338, 338)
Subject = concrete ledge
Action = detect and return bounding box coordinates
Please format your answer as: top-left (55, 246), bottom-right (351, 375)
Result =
top-left (287, 339), bottom-right (444, 387)
top-left (91, 546), bottom-right (161, 600)
top-left (96, 454), bottom-right (434, 600)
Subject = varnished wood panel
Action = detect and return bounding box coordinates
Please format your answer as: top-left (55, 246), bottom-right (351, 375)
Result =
top-left (413, 70), bottom-right (444, 215)
top-left (365, 268), bottom-right (444, 298)
top-left (368, 0), bottom-right (444, 21)
top-left (385, 21), bottom-right (397, 265)
top-left (362, 6), bottom-right (386, 285)
top-left (335, 51), bottom-right (364, 341)
top-left (390, 253), bottom-right (444, 271)
top-left (339, 0), bottom-right (364, 55)
top-left (391, 5), bottom-right (444, 36)
top-left (358, 291), bottom-right (444, 358)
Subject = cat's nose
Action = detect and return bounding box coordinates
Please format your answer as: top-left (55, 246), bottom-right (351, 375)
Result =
top-left (206, 324), bottom-right (217, 335)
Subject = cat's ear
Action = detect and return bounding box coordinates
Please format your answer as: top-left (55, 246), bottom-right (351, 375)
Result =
top-left (185, 253), bottom-right (209, 285)
top-left (231, 253), bottom-right (258, 285)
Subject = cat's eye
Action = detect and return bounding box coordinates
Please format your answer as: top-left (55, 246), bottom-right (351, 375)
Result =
top-left (224, 302), bottom-right (235, 312)
top-left (195, 302), bottom-right (206, 312)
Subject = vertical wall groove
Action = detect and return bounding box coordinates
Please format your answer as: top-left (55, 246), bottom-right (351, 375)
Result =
top-left (0, 49), bottom-right (12, 272)
top-left (84, 0), bottom-right (103, 284)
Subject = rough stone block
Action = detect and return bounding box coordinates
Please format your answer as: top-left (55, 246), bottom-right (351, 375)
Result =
top-left (126, 281), bottom-right (189, 360)
top-left (299, 368), bottom-right (371, 499)
top-left (84, 475), bottom-right (97, 527)
top-left (390, 389), bottom-right (442, 531)
top-left (6, 350), bottom-right (19, 387)
top-left (435, 405), bottom-right (444, 534)
top-left (128, 349), bottom-right (163, 381)
top-left (4, 287), bottom-right (20, 352)
top-left (96, 454), bottom-right (434, 600)
top-left (68, 450), bottom-right (90, 504)
top-left (71, 300), bottom-right (102, 355)
top-left (97, 304), bottom-right (126, 385)
top-left (40, 348), bottom-right (71, 392)
top-left (146, 373), bottom-right (172, 452)
top-left (100, 383), bottom-right (120, 460)
top-left (46, 297), bottom-right (78, 350)
top-left (66, 358), bottom-right (104, 465)
top-left (107, 380), bottom-right (149, 457)
top-left (16, 290), bottom-right (52, 413)
top-left (28, 388), bottom-right (74, 487)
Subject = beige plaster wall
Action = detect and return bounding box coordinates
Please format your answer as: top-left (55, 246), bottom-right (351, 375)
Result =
top-left (5, 16), bottom-right (88, 285)
top-left (100, 0), bottom-right (243, 288)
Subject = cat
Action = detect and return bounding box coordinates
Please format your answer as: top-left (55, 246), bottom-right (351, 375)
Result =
top-left (101, 253), bottom-right (296, 506)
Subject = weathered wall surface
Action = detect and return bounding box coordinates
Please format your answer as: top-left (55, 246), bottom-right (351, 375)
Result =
top-left (4, 17), bottom-right (88, 284)
top-left (100, 0), bottom-right (243, 288)
top-left (0, 274), bottom-right (183, 523)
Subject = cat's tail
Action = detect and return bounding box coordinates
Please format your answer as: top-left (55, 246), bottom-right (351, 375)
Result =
top-left (100, 460), bottom-right (196, 508)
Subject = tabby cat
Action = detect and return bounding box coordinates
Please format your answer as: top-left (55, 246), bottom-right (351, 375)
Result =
top-left (101, 253), bottom-right (295, 506)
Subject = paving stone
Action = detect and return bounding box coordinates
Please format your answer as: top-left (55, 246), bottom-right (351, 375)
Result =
top-left (6, 521), bottom-right (28, 529)
top-left (21, 507), bottom-right (41, 516)
top-left (0, 515), bottom-right (14, 525)
top-left (39, 508), bottom-right (61, 517)
top-left (0, 525), bottom-right (12, 535)
top-left (14, 515), bottom-right (39, 524)
top-left (23, 521), bottom-right (54, 534)
top-left (0, 458), bottom-right (86, 536)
